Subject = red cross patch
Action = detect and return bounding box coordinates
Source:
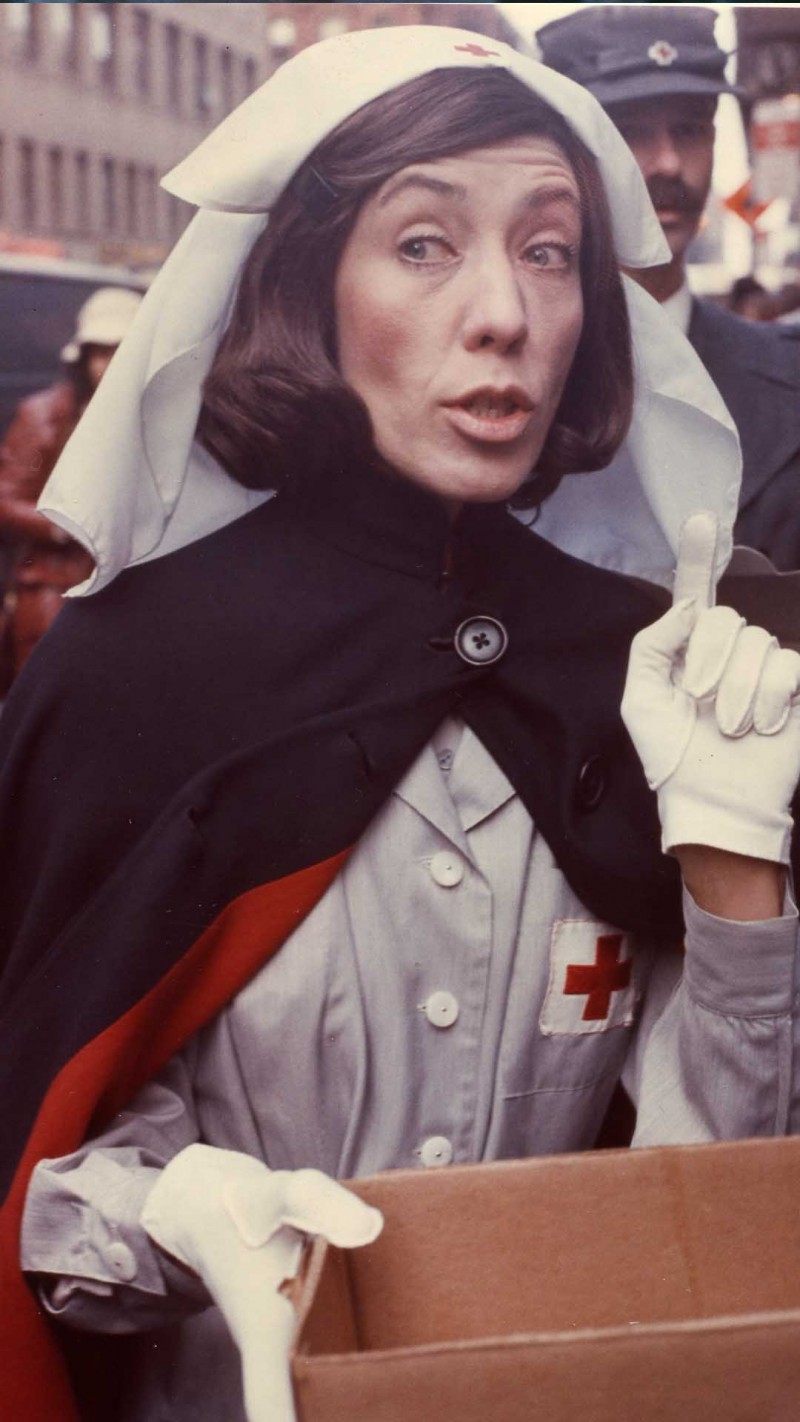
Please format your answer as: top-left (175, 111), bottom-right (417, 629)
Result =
top-left (540, 920), bottom-right (637, 1036)
top-left (648, 40), bottom-right (678, 67)
top-left (454, 43), bottom-right (501, 59)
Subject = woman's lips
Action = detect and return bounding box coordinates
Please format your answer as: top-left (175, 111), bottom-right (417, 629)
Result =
top-left (442, 392), bottom-right (534, 444)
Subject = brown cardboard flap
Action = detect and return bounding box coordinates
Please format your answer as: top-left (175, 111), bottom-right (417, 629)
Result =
top-left (294, 1235), bottom-right (359, 1357)
top-left (291, 1140), bottom-right (800, 1421)
top-left (297, 1140), bottom-right (800, 1355)
top-left (293, 1312), bottom-right (800, 1422)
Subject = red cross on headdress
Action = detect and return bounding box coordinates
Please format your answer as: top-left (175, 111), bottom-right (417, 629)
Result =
top-left (648, 40), bottom-right (678, 67)
top-left (454, 43), bottom-right (500, 59)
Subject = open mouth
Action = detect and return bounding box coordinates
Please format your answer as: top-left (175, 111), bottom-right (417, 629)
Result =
top-left (444, 389), bottom-right (534, 443)
top-left (460, 392), bottom-right (528, 419)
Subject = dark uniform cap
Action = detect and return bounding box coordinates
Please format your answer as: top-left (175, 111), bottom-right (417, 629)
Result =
top-left (536, 5), bottom-right (739, 107)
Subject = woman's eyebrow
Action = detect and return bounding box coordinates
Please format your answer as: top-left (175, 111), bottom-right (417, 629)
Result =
top-left (378, 173), bottom-right (467, 207)
top-left (377, 175), bottom-right (581, 216)
top-left (522, 185), bottom-right (581, 214)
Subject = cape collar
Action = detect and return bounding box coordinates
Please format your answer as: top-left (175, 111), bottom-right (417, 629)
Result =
top-left (282, 458), bottom-right (514, 584)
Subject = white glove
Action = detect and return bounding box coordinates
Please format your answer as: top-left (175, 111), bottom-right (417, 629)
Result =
top-left (621, 511), bottom-right (800, 863)
top-left (141, 1145), bottom-right (382, 1422)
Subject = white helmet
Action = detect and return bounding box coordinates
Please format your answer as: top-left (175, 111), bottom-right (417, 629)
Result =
top-left (61, 286), bottom-right (143, 362)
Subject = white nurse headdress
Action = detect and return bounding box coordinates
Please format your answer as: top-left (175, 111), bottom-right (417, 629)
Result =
top-left (39, 24), bottom-right (739, 595)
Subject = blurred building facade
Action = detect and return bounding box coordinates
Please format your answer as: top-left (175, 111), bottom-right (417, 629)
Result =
top-left (735, 6), bottom-right (800, 284)
top-left (3, 2), bottom-right (798, 289)
top-left (0, 2), bottom-right (268, 267)
top-left (0, 2), bottom-right (515, 270)
top-left (261, 3), bottom-right (516, 61)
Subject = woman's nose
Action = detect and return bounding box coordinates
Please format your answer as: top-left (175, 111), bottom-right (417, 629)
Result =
top-left (461, 257), bottom-right (528, 354)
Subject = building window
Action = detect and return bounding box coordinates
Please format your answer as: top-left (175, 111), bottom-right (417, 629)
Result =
top-left (6, 2), bottom-right (41, 62)
top-left (165, 23), bottom-right (182, 114)
top-left (144, 166), bottom-right (158, 240)
top-left (243, 56), bottom-right (258, 94)
top-left (76, 151), bottom-right (90, 235)
top-left (47, 3), bottom-right (78, 70)
top-left (19, 140), bottom-right (36, 230)
top-left (750, 41), bottom-right (800, 98)
top-left (49, 147), bottom-right (65, 233)
top-left (220, 47), bottom-right (234, 113)
top-left (91, 4), bottom-right (116, 89)
top-left (194, 35), bottom-right (213, 116)
top-left (133, 9), bottom-right (152, 97)
top-left (125, 162), bottom-right (138, 239)
top-left (102, 156), bottom-right (117, 233)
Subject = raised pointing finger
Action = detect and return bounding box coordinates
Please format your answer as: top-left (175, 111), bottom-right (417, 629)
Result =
top-left (672, 510), bottom-right (719, 611)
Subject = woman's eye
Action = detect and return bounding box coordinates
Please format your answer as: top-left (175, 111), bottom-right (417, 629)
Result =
top-left (398, 235), bottom-right (451, 264)
top-left (523, 243), bottom-right (575, 271)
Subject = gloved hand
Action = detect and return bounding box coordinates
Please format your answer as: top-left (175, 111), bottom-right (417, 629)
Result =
top-left (621, 511), bottom-right (800, 863)
top-left (141, 1144), bottom-right (382, 1422)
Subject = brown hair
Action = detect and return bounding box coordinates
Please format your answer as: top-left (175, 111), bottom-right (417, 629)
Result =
top-left (197, 69), bottom-right (632, 507)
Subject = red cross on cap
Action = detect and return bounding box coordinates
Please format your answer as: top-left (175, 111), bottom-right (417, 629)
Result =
top-left (648, 40), bottom-right (678, 67)
top-left (454, 43), bottom-right (500, 59)
top-left (564, 933), bottom-right (632, 1022)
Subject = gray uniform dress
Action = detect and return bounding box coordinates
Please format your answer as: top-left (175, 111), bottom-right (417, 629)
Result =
top-left (22, 721), bottom-right (799, 1422)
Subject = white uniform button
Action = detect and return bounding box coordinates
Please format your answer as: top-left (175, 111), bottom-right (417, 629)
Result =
top-left (106, 1241), bottom-right (138, 1282)
top-left (423, 990), bottom-right (460, 1029)
top-left (420, 1136), bottom-right (453, 1168)
top-left (454, 616), bottom-right (508, 666)
top-left (429, 851), bottom-right (464, 887)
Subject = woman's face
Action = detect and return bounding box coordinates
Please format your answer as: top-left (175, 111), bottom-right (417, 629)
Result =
top-left (334, 135), bottom-right (584, 511)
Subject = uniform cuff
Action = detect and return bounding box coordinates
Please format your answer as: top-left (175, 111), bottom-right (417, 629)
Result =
top-left (21, 1158), bottom-right (205, 1304)
top-left (682, 882), bottom-right (798, 1017)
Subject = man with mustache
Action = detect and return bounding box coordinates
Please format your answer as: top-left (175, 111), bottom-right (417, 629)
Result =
top-left (538, 4), bottom-right (800, 570)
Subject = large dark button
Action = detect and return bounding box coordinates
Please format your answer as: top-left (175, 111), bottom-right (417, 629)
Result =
top-left (575, 755), bottom-right (607, 813)
top-left (454, 616), bottom-right (508, 667)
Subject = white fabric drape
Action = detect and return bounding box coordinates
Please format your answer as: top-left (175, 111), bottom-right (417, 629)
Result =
top-left (37, 25), bottom-right (740, 596)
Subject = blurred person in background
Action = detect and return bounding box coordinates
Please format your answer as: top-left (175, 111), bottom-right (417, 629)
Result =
top-left (0, 286), bottom-right (142, 683)
top-left (777, 285), bottom-right (800, 326)
top-left (538, 3), bottom-right (800, 571)
top-left (728, 275), bottom-right (771, 322)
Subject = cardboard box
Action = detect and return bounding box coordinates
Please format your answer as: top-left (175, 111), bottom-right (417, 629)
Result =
top-left (291, 1138), bottom-right (800, 1420)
